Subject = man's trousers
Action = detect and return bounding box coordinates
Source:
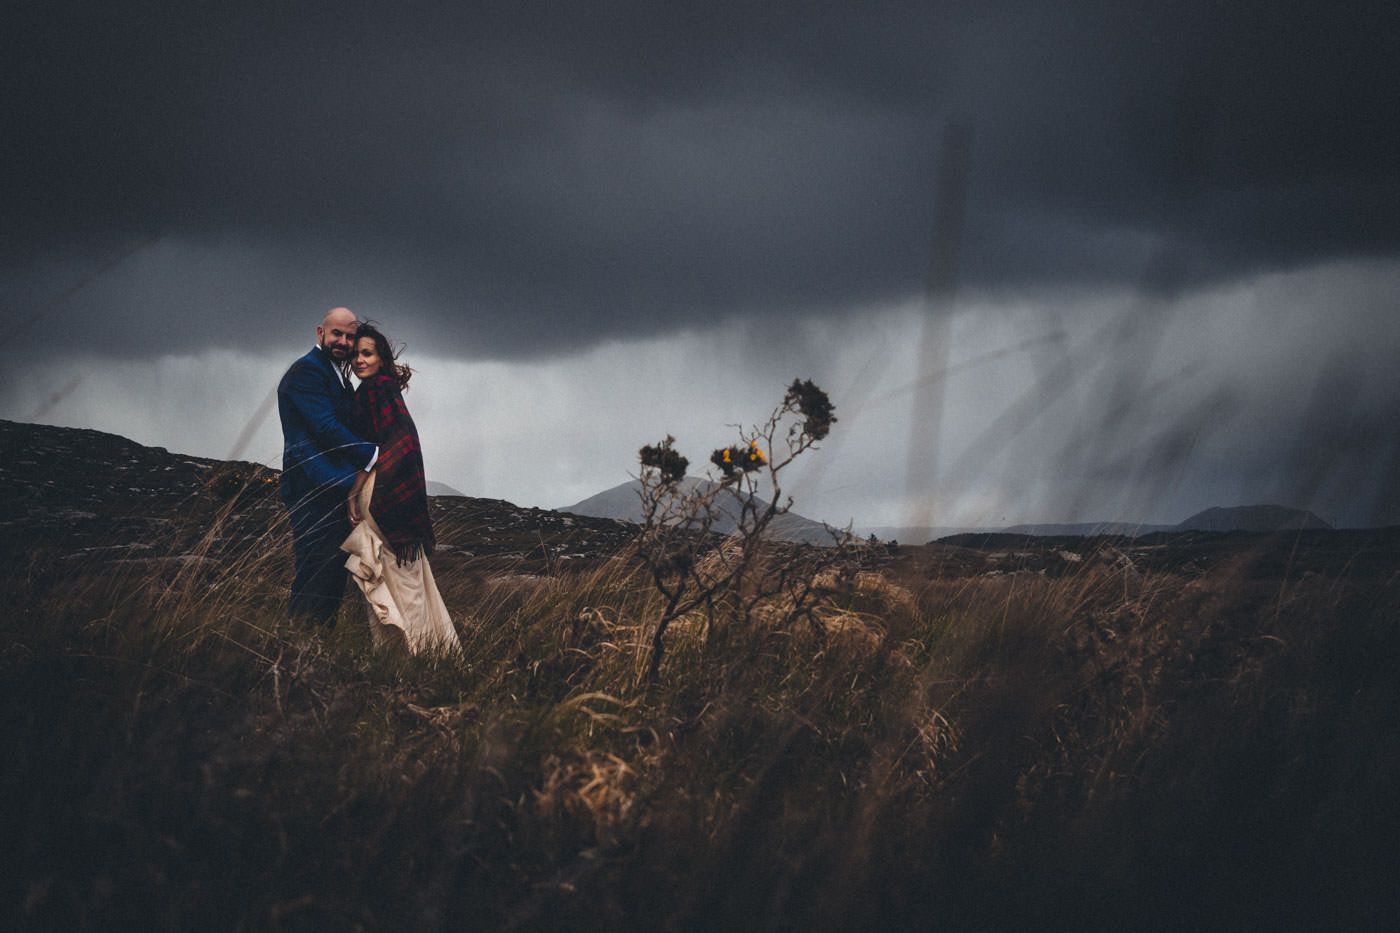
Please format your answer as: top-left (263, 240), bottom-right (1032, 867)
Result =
top-left (287, 489), bottom-right (352, 626)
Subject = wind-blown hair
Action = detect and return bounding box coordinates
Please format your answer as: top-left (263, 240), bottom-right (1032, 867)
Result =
top-left (353, 321), bottom-right (413, 390)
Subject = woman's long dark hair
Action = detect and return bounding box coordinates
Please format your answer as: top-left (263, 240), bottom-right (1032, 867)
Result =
top-left (353, 321), bottom-right (413, 390)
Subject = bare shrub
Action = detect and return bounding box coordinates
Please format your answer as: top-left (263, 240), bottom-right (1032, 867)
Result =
top-left (632, 380), bottom-right (864, 683)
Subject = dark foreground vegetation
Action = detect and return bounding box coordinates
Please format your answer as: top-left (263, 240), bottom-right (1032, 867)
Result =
top-left (3, 422), bottom-right (1399, 930)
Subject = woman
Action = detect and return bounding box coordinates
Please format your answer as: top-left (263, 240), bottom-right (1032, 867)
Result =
top-left (340, 323), bottom-right (461, 655)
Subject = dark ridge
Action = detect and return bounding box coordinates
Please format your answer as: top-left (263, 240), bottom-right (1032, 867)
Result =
top-left (0, 418), bottom-right (638, 572)
top-left (1175, 504), bottom-right (1333, 532)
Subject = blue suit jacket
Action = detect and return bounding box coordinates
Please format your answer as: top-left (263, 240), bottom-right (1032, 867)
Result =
top-left (277, 347), bottom-right (376, 510)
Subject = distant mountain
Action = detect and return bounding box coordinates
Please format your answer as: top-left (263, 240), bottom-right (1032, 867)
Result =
top-left (823, 505), bottom-right (1335, 545)
top-left (559, 478), bottom-right (843, 545)
top-left (1002, 521), bottom-right (1175, 536)
top-left (999, 505), bottom-right (1331, 537)
top-left (564, 478), bottom-right (1333, 545)
top-left (1174, 505), bottom-right (1331, 532)
top-left (426, 480), bottom-right (465, 497)
top-left (859, 526), bottom-right (984, 545)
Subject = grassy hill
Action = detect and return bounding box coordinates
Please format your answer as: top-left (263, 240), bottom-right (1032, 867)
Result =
top-left (3, 419), bottom-right (1398, 930)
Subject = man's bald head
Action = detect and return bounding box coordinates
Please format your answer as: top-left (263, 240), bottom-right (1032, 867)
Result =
top-left (316, 307), bottom-right (358, 362)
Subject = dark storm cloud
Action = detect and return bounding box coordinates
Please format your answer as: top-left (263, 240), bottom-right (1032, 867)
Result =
top-left (3, 0), bottom-right (1399, 359)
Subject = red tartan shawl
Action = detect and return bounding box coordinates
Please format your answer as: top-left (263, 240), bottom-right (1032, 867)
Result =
top-left (353, 374), bottom-right (435, 563)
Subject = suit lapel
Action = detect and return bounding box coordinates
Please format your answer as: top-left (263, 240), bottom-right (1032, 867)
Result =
top-left (309, 346), bottom-right (350, 393)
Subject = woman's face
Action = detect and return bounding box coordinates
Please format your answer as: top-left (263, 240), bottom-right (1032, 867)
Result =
top-left (351, 337), bottom-right (383, 380)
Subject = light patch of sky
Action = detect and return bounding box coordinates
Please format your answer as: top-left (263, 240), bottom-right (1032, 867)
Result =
top-left (5, 257), bottom-right (1398, 528)
top-left (414, 309), bottom-right (928, 517)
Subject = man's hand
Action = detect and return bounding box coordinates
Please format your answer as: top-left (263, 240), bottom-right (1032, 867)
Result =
top-left (347, 468), bottom-right (371, 526)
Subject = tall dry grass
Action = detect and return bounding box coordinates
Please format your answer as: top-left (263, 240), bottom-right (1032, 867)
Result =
top-left (3, 481), bottom-right (1398, 930)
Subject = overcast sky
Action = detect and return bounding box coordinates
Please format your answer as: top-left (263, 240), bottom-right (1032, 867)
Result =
top-left (4, 1), bottom-right (1398, 527)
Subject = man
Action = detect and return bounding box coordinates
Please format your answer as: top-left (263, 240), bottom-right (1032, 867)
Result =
top-left (277, 307), bottom-right (378, 624)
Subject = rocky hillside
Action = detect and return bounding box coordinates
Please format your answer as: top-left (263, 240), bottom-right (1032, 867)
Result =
top-left (0, 419), bottom-right (638, 573)
top-left (0, 419), bottom-right (1377, 583)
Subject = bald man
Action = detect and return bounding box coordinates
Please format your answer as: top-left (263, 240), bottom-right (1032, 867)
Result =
top-left (277, 308), bottom-right (378, 625)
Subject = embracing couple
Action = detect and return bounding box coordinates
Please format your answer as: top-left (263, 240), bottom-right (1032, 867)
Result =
top-left (276, 306), bottom-right (460, 655)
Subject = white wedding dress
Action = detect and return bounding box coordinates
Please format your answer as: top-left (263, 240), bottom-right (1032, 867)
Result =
top-left (341, 472), bottom-right (461, 655)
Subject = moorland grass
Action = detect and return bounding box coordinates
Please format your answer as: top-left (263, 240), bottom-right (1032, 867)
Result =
top-left (3, 510), bottom-right (1398, 931)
